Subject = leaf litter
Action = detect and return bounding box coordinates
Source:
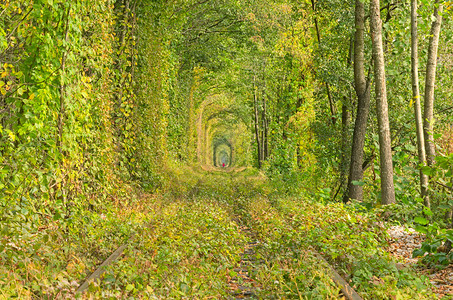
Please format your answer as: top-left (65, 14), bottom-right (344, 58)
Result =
top-left (386, 225), bottom-right (453, 298)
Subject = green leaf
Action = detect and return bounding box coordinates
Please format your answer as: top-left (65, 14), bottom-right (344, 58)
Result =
top-left (446, 169), bottom-right (452, 177)
top-left (126, 284), bottom-right (134, 292)
top-left (423, 206), bottom-right (433, 217)
top-left (446, 230), bottom-right (453, 242)
top-left (33, 243), bottom-right (41, 251)
top-left (352, 180), bottom-right (365, 186)
top-left (421, 166), bottom-right (434, 176)
top-left (414, 216), bottom-right (429, 225)
top-left (53, 211), bottom-right (62, 220)
top-left (104, 274), bottom-right (116, 283)
top-left (412, 248), bottom-right (425, 258)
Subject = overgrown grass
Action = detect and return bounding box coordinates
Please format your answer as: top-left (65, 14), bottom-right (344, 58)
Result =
top-left (246, 196), bottom-right (437, 299)
top-left (0, 167), bottom-right (439, 299)
top-left (247, 198), bottom-right (341, 298)
top-left (0, 194), bottom-right (247, 298)
top-left (84, 197), bottom-right (247, 298)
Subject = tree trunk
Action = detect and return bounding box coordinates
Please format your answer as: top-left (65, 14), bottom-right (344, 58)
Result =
top-left (58, 5), bottom-right (71, 151)
top-left (411, 0), bottom-right (430, 207)
top-left (343, 0), bottom-right (371, 203)
top-left (424, 0), bottom-right (443, 166)
top-left (311, 0), bottom-right (337, 125)
top-left (370, 0), bottom-right (396, 205)
top-left (253, 77), bottom-right (262, 168)
top-left (326, 82), bottom-right (337, 124)
top-left (262, 93), bottom-right (269, 160)
top-left (340, 102), bottom-right (351, 189)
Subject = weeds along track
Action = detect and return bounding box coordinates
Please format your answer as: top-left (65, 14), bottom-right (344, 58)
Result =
top-left (239, 197), bottom-right (362, 299)
top-left (16, 170), bottom-right (434, 299)
top-left (72, 172), bottom-right (362, 299)
top-left (246, 196), bottom-right (436, 299)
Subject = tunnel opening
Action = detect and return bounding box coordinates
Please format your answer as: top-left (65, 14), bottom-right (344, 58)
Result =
top-left (197, 93), bottom-right (252, 170)
top-left (212, 137), bottom-right (233, 168)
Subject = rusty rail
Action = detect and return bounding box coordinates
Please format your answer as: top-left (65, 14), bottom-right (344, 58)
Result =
top-left (312, 251), bottom-right (363, 300)
top-left (75, 244), bottom-right (127, 294)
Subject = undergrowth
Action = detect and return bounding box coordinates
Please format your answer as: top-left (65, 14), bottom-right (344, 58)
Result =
top-left (0, 167), bottom-right (440, 299)
top-left (0, 193), bottom-right (247, 298)
top-left (247, 196), bottom-right (437, 299)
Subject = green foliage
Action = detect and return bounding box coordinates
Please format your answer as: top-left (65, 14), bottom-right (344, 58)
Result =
top-left (0, 0), bottom-right (122, 246)
top-left (1, 0), bottom-right (453, 298)
top-left (248, 197), bottom-right (435, 299)
top-left (84, 197), bottom-right (246, 298)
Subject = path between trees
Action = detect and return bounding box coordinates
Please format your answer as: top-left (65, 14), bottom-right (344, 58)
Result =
top-left (227, 219), bottom-right (261, 298)
top-left (74, 204), bottom-right (363, 299)
top-left (2, 170), bottom-right (440, 298)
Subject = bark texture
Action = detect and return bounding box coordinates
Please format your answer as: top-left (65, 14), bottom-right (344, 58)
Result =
top-left (423, 0), bottom-right (443, 166)
top-left (343, 0), bottom-right (371, 203)
top-left (411, 0), bottom-right (430, 207)
top-left (370, 0), bottom-right (396, 205)
top-left (253, 77), bottom-right (262, 168)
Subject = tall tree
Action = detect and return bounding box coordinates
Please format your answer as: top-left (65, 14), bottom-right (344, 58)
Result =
top-left (343, 0), bottom-right (371, 203)
top-left (253, 76), bottom-right (262, 168)
top-left (370, 0), bottom-right (396, 205)
top-left (424, 0), bottom-right (444, 166)
top-left (311, 0), bottom-right (337, 124)
top-left (411, 0), bottom-right (430, 207)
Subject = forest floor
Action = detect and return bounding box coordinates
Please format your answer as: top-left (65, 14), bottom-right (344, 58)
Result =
top-left (0, 168), bottom-right (449, 299)
top-left (387, 225), bottom-right (453, 298)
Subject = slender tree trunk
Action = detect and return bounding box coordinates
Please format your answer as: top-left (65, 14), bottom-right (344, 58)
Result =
top-left (337, 38), bottom-right (354, 199)
top-left (326, 83), bottom-right (337, 124)
top-left (411, 0), bottom-right (430, 207)
top-left (340, 102), bottom-right (351, 188)
top-left (253, 77), bottom-right (262, 168)
top-left (262, 94), bottom-right (269, 160)
top-left (58, 5), bottom-right (71, 151)
top-left (370, 0), bottom-right (396, 205)
top-left (343, 0), bottom-right (371, 203)
top-left (424, 0), bottom-right (443, 166)
top-left (311, 0), bottom-right (337, 124)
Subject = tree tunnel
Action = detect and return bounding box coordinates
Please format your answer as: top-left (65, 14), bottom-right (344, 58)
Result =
top-left (212, 136), bottom-right (233, 167)
top-left (196, 94), bottom-right (252, 169)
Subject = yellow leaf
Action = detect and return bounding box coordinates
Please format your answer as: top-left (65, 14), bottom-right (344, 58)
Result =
top-left (1, 72), bottom-right (7, 78)
top-left (29, 93), bottom-right (35, 100)
top-left (7, 130), bottom-right (15, 141)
